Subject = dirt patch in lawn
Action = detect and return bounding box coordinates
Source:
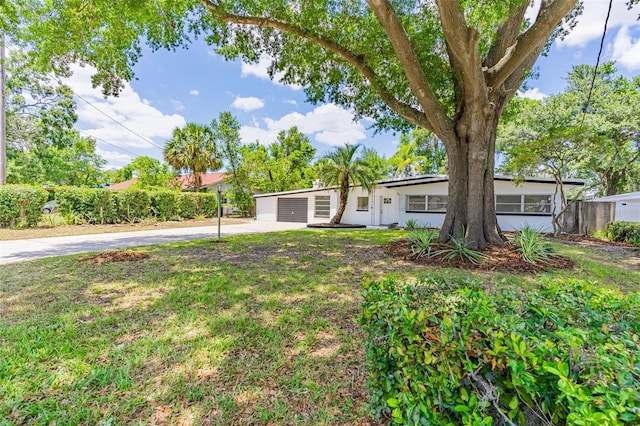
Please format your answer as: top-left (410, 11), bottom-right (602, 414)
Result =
top-left (384, 240), bottom-right (574, 273)
top-left (79, 251), bottom-right (150, 265)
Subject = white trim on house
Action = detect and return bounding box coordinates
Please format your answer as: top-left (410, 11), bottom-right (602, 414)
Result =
top-left (254, 175), bottom-right (585, 231)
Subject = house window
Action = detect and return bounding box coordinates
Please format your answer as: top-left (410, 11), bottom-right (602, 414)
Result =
top-left (406, 195), bottom-right (448, 212)
top-left (496, 195), bottom-right (552, 214)
top-left (524, 195), bottom-right (552, 213)
top-left (315, 195), bottom-right (330, 218)
top-left (357, 196), bottom-right (369, 211)
top-left (407, 195), bottom-right (426, 211)
top-left (427, 195), bottom-right (448, 211)
top-left (495, 195), bottom-right (522, 213)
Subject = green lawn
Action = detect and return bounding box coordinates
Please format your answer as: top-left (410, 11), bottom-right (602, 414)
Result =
top-left (1, 230), bottom-right (638, 425)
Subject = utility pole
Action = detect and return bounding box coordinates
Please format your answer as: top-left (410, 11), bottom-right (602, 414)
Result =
top-left (0, 32), bottom-right (6, 185)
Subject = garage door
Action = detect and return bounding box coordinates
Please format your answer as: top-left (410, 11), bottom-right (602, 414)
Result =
top-left (277, 198), bottom-right (308, 223)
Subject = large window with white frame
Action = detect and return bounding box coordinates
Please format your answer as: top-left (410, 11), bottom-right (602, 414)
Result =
top-left (495, 194), bottom-right (552, 214)
top-left (315, 195), bottom-right (330, 218)
top-left (406, 195), bottom-right (448, 212)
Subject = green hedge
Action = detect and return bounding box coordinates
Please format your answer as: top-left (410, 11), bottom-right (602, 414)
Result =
top-left (0, 185), bottom-right (48, 227)
top-left (605, 221), bottom-right (640, 246)
top-left (55, 187), bottom-right (218, 224)
top-left (362, 275), bottom-right (640, 425)
top-left (114, 189), bottom-right (151, 223)
top-left (149, 190), bottom-right (180, 221)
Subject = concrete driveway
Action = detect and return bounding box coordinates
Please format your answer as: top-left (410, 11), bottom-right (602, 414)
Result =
top-left (0, 221), bottom-right (308, 265)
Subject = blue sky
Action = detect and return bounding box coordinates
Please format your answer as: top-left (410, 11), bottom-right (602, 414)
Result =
top-left (63, 0), bottom-right (640, 170)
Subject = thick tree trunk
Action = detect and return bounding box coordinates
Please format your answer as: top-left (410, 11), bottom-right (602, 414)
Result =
top-left (438, 106), bottom-right (506, 249)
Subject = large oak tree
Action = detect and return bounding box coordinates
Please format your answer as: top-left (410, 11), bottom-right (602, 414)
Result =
top-left (15, 0), bottom-right (591, 247)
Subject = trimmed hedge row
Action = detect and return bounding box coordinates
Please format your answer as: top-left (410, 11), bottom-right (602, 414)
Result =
top-left (362, 275), bottom-right (640, 425)
top-left (605, 221), bottom-right (640, 246)
top-left (0, 185), bottom-right (48, 227)
top-left (56, 187), bottom-right (218, 224)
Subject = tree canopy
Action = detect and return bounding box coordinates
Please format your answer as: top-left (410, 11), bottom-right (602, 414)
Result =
top-left (240, 127), bottom-right (317, 194)
top-left (498, 63), bottom-right (640, 197)
top-left (5, 51), bottom-right (105, 186)
top-left (13, 0), bottom-right (596, 247)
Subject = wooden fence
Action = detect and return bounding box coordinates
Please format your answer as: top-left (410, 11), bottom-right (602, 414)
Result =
top-left (563, 201), bottom-right (616, 235)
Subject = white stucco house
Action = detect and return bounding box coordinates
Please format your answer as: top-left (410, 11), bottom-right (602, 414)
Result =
top-left (589, 191), bottom-right (640, 223)
top-left (254, 175), bottom-right (585, 232)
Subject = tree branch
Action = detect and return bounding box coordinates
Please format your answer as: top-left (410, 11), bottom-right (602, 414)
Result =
top-left (436, 0), bottom-right (486, 105)
top-left (488, 0), bottom-right (579, 90)
top-left (484, 3), bottom-right (529, 74)
top-left (366, 0), bottom-right (454, 139)
top-left (199, 0), bottom-right (432, 131)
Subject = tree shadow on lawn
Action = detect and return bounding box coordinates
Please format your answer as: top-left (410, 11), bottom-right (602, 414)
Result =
top-left (0, 231), bottom-right (409, 425)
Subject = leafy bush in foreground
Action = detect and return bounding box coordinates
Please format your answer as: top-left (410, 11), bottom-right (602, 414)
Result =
top-left (362, 275), bottom-right (640, 425)
top-left (605, 222), bottom-right (640, 246)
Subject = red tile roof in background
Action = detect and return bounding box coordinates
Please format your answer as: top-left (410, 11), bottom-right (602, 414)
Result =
top-left (177, 172), bottom-right (229, 189)
top-left (106, 173), bottom-right (229, 191)
top-left (106, 178), bottom-right (138, 190)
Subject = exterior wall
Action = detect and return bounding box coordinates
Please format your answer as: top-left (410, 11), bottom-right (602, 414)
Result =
top-left (395, 181), bottom-right (449, 229)
top-left (340, 186), bottom-right (398, 225)
top-left (616, 200), bottom-right (640, 222)
top-left (255, 180), bottom-right (583, 231)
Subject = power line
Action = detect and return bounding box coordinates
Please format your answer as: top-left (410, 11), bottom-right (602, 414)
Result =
top-left (5, 39), bottom-right (166, 152)
top-left (78, 130), bottom-right (140, 158)
top-left (73, 93), bottom-right (165, 150)
top-left (581, 0), bottom-right (613, 125)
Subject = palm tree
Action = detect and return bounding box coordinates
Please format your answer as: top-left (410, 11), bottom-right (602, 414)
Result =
top-left (316, 143), bottom-right (377, 224)
top-left (389, 139), bottom-right (429, 177)
top-left (164, 123), bottom-right (222, 192)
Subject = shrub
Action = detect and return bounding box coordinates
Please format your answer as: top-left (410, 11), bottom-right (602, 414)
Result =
top-left (407, 228), bottom-right (439, 258)
top-left (605, 221), bottom-right (640, 246)
top-left (195, 192), bottom-right (218, 217)
top-left (432, 236), bottom-right (488, 264)
top-left (0, 185), bottom-right (47, 227)
top-left (56, 187), bottom-right (117, 224)
top-left (362, 275), bottom-right (640, 425)
top-left (114, 189), bottom-right (151, 223)
top-left (177, 193), bottom-right (198, 219)
top-left (512, 225), bottom-right (555, 263)
top-left (149, 190), bottom-right (179, 221)
top-left (405, 218), bottom-right (418, 230)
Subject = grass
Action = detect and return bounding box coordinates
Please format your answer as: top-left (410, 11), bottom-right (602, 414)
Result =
top-left (1, 229), bottom-right (639, 425)
top-left (0, 216), bottom-right (249, 241)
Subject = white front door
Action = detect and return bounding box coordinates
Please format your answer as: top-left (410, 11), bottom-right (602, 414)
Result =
top-left (380, 196), bottom-right (394, 225)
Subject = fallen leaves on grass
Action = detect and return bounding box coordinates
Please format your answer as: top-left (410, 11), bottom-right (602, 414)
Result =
top-left (384, 240), bottom-right (574, 273)
top-left (79, 251), bottom-right (150, 265)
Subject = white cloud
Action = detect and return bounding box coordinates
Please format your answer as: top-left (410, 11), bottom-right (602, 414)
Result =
top-left (518, 87), bottom-right (548, 100)
top-left (239, 103), bottom-right (366, 146)
top-left (170, 99), bottom-right (185, 111)
top-left (611, 26), bottom-right (640, 71)
top-left (95, 147), bottom-right (133, 168)
top-left (189, 90), bottom-right (200, 96)
top-left (557, 0), bottom-right (639, 48)
top-left (231, 96), bottom-right (265, 112)
top-left (283, 99), bottom-right (298, 106)
top-left (63, 65), bottom-right (186, 164)
top-left (241, 54), bottom-right (303, 90)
